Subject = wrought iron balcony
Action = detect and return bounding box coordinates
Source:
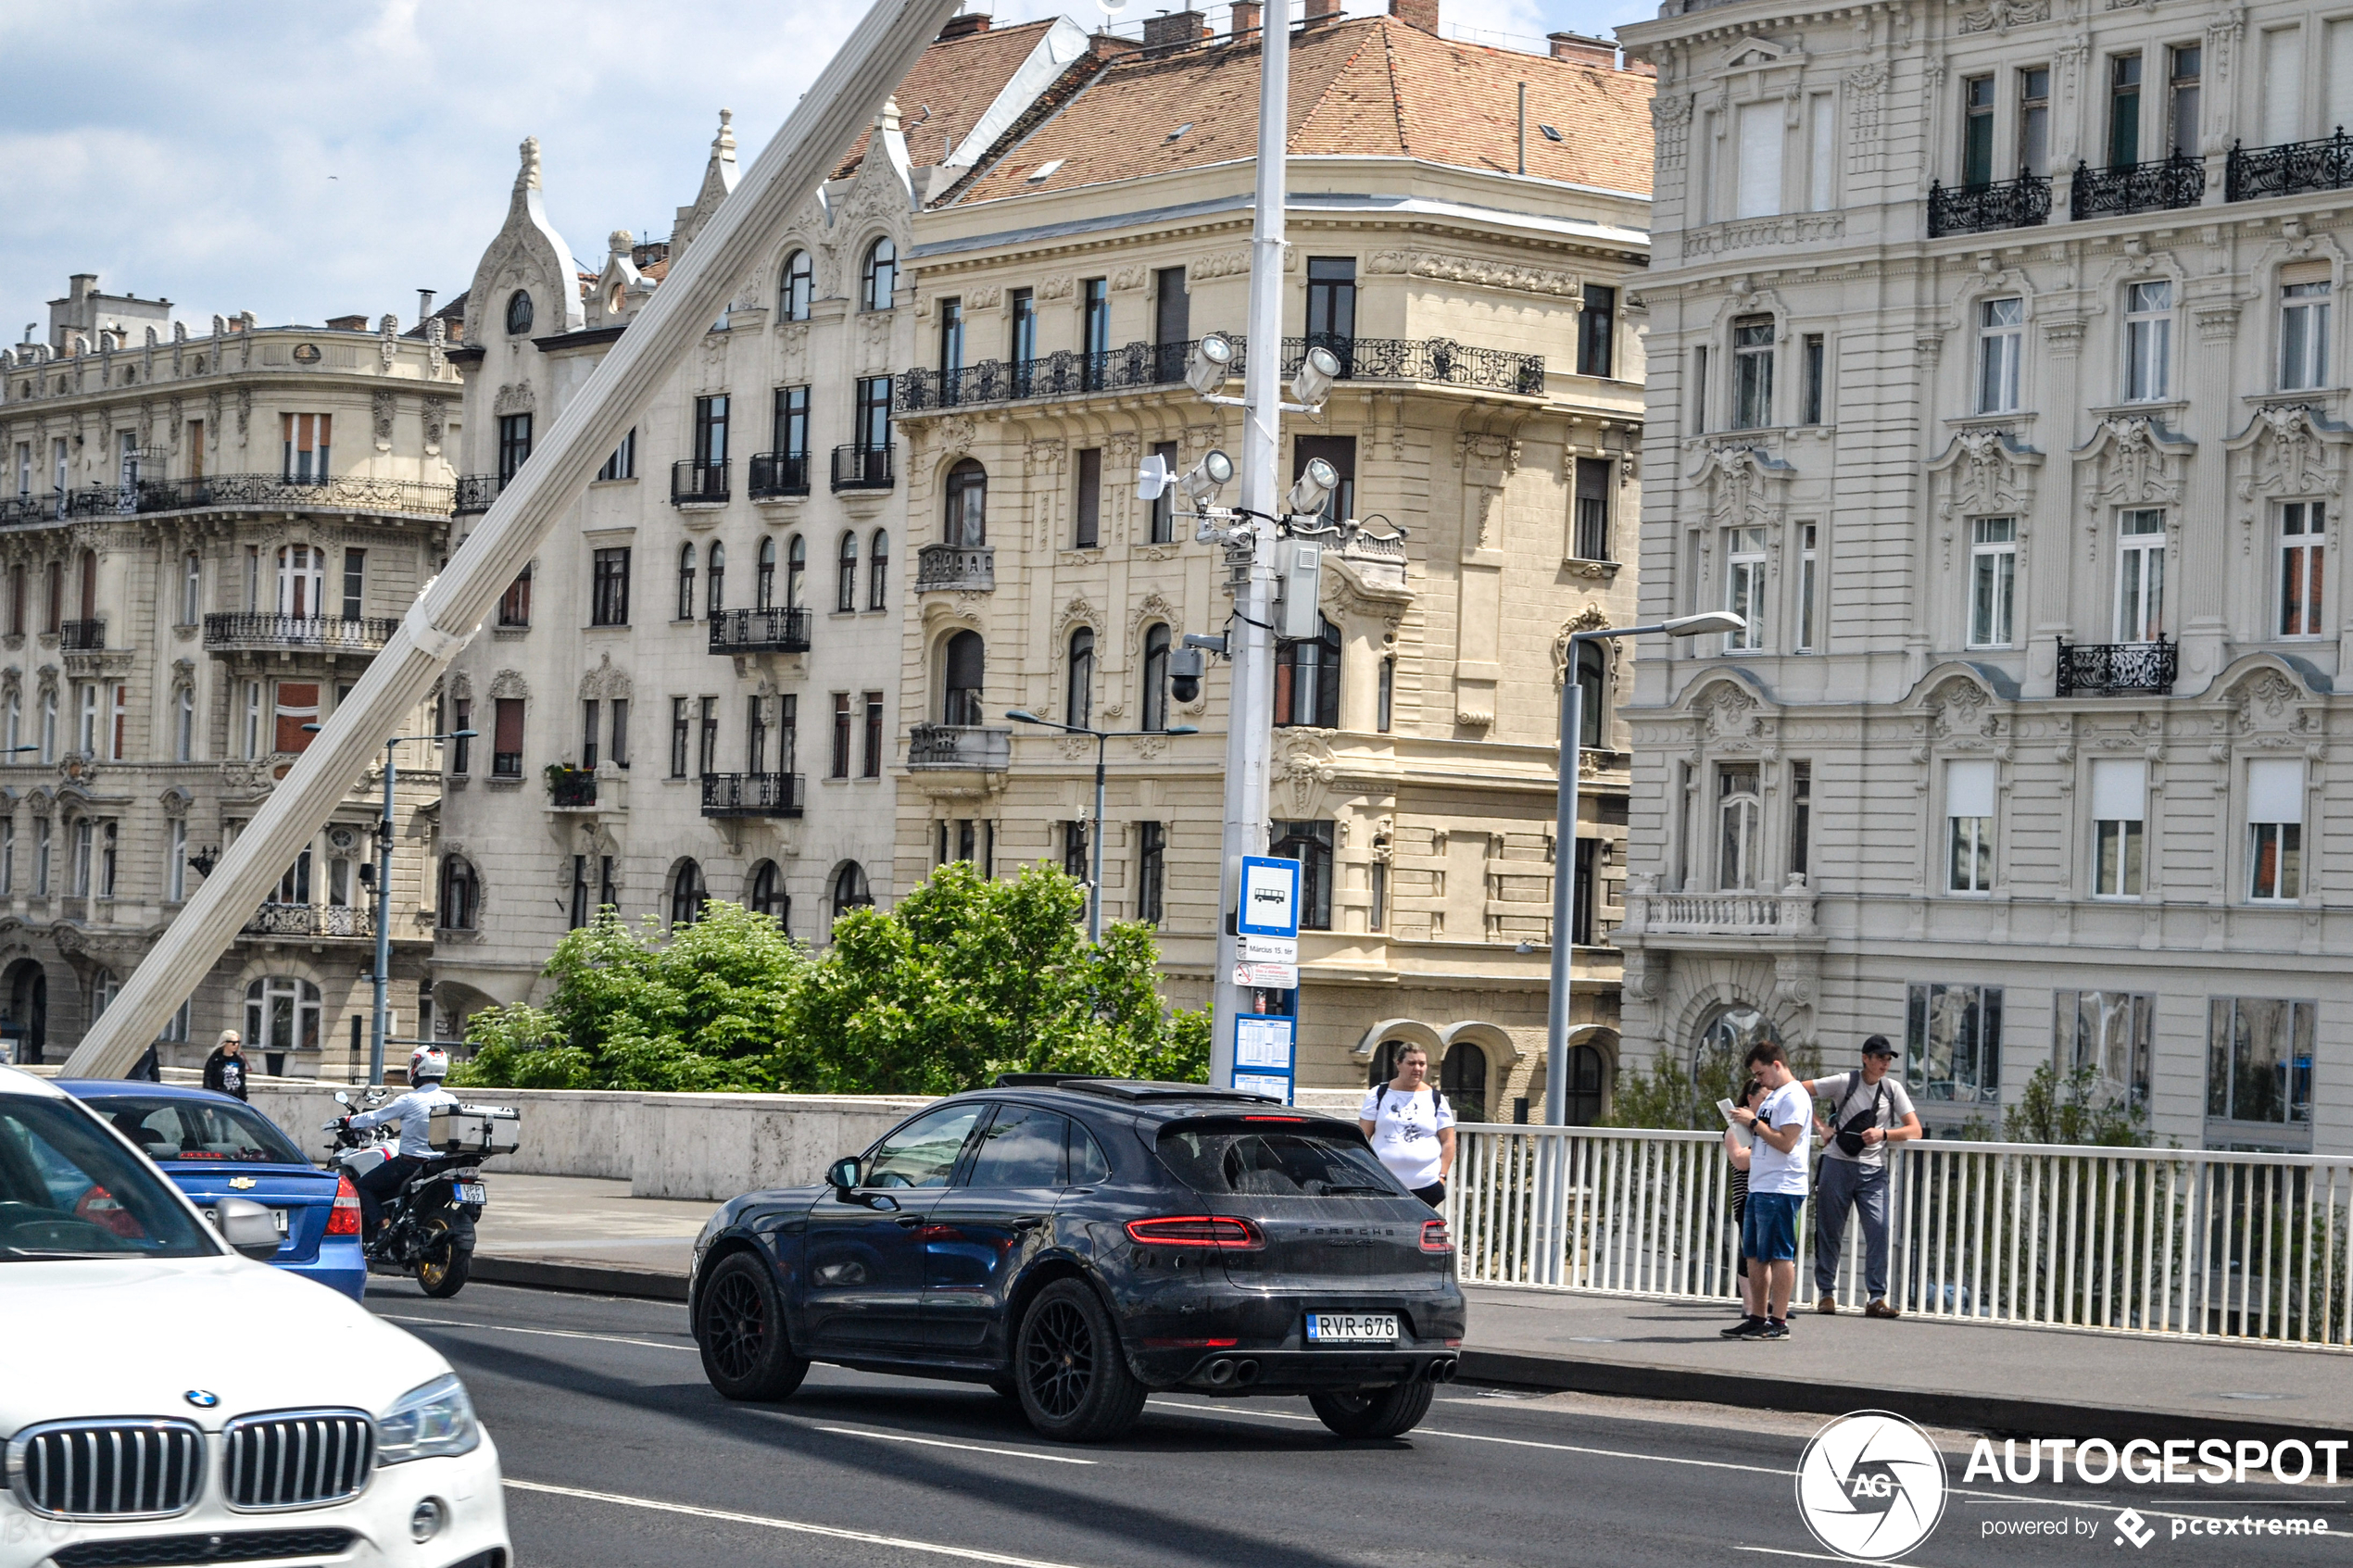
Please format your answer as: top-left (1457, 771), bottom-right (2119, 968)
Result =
top-left (203, 613), bottom-right (399, 655)
top-left (243, 901), bottom-right (372, 938)
top-left (2, 474), bottom-right (458, 525)
top-left (831, 444), bottom-right (895, 491)
top-left (546, 767), bottom-right (597, 809)
top-left (747, 451), bottom-right (811, 498)
top-left (1928, 170), bottom-right (2053, 236)
top-left (453, 474), bottom-right (501, 514)
top-left (709, 607), bottom-right (812, 654)
top-left (2070, 155), bottom-right (2203, 220)
top-left (671, 458), bottom-right (729, 506)
top-left (915, 544), bottom-right (995, 594)
top-left (2056, 638), bottom-right (2177, 697)
top-left (2227, 130), bottom-right (2353, 203)
top-left (701, 771), bottom-right (805, 817)
top-left (57, 620), bottom-right (103, 651)
top-left (908, 723), bottom-right (1012, 772)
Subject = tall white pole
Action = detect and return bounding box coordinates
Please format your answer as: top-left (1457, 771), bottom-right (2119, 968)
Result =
top-left (1209, 1), bottom-right (1289, 1089)
top-left (62, 0), bottom-right (964, 1078)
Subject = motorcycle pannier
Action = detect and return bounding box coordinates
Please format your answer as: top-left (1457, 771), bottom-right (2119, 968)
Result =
top-left (427, 1104), bottom-right (522, 1156)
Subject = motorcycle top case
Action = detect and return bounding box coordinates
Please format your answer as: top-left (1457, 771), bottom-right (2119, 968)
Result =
top-left (426, 1103), bottom-right (521, 1156)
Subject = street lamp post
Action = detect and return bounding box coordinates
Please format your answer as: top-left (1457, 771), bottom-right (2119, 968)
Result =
top-left (1006, 711), bottom-right (1196, 944)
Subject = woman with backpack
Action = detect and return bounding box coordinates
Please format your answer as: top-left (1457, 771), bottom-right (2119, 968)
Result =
top-left (1357, 1044), bottom-right (1455, 1207)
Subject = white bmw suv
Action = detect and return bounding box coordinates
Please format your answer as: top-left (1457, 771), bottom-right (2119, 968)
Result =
top-left (0, 1065), bottom-right (510, 1567)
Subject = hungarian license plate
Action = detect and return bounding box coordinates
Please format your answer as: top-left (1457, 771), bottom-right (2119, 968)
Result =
top-left (1305, 1311), bottom-right (1397, 1344)
top-left (454, 1182), bottom-right (487, 1206)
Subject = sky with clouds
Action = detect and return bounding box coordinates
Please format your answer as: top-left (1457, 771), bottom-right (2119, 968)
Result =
top-left (0, 0), bottom-right (1655, 342)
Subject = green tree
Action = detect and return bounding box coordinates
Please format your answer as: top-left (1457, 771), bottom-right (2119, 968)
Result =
top-left (2002, 1060), bottom-right (2151, 1147)
top-left (1600, 1038), bottom-right (1826, 1130)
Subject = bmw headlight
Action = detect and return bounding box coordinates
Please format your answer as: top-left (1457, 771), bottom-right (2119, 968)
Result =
top-left (376, 1374), bottom-right (481, 1465)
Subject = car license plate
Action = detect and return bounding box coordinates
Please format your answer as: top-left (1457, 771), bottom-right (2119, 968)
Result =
top-left (1305, 1311), bottom-right (1397, 1344)
top-left (454, 1182), bottom-right (487, 1206)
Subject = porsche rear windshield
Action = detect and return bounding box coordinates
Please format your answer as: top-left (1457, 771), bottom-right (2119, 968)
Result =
top-left (87, 1094), bottom-right (308, 1166)
top-left (1156, 1120), bottom-right (1403, 1198)
top-left (0, 1098), bottom-right (215, 1261)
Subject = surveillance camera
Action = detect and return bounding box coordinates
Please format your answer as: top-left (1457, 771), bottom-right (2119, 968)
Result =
top-left (1168, 646), bottom-right (1205, 706)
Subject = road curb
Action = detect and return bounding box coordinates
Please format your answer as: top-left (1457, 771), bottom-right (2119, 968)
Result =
top-left (470, 1255), bottom-right (690, 1302)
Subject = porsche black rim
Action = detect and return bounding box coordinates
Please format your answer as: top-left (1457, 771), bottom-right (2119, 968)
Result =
top-left (704, 1268), bottom-right (768, 1382)
top-left (1024, 1300), bottom-right (1093, 1420)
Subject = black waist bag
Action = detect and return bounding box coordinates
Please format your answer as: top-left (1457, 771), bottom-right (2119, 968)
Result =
top-left (1833, 1074), bottom-right (1886, 1158)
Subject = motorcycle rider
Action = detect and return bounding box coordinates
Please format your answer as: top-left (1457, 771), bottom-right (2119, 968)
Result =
top-left (344, 1046), bottom-right (460, 1238)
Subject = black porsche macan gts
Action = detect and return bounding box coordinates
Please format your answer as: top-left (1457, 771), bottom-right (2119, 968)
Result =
top-left (688, 1076), bottom-right (1466, 1442)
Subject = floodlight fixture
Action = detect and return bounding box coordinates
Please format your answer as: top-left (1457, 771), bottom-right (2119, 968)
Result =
top-left (1187, 332), bottom-right (1237, 396)
top-left (1285, 456), bottom-right (1339, 518)
top-left (1180, 448), bottom-right (1236, 504)
top-left (1290, 344), bottom-right (1340, 413)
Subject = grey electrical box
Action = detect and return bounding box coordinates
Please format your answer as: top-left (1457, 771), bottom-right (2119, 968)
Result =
top-left (1274, 537), bottom-right (1323, 640)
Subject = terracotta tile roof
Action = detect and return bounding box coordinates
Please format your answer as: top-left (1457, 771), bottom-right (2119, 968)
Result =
top-left (833, 18), bottom-right (1066, 180)
top-left (947, 17), bottom-right (1653, 207)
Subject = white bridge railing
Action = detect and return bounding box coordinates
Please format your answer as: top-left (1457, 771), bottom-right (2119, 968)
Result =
top-left (1446, 1126), bottom-right (2353, 1348)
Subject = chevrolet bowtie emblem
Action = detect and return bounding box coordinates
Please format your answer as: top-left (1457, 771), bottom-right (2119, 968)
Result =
top-left (229, 1176), bottom-right (257, 1190)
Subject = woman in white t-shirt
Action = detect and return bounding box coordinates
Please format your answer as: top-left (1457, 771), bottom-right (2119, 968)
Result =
top-left (1357, 1045), bottom-right (1456, 1207)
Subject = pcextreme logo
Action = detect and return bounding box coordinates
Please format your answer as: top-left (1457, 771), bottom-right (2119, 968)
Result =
top-left (1795, 1411), bottom-right (1949, 1562)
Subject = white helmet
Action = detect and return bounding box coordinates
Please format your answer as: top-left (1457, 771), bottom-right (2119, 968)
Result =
top-left (409, 1045), bottom-right (450, 1084)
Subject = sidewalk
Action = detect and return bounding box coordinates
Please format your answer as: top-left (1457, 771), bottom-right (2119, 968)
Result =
top-left (463, 1175), bottom-right (2353, 1446)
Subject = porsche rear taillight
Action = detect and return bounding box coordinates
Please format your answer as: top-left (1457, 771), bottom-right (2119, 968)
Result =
top-left (1420, 1219), bottom-right (1453, 1254)
top-left (326, 1173), bottom-right (362, 1236)
top-left (1125, 1215), bottom-right (1265, 1250)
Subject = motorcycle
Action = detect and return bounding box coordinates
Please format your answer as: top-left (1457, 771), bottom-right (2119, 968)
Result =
top-left (323, 1089), bottom-right (520, 1298)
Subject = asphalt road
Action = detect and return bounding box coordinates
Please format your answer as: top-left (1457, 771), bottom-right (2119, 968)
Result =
top-left (368, 1279), bottom-right (2352, 1567)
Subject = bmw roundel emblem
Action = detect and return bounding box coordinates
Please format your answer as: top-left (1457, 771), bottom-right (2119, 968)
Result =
top-left (183, 1390), bottom-right (220, 1409)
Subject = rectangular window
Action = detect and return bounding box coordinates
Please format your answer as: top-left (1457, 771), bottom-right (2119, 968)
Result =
top-left (1691, 346), bottom-right (1710, 435)
top-left (1009, 288), bottom-right (1037, 365)
top-left (496, 413), bottom-right (532, 483)
top-left (937, 296), bottom-right (963, 376)
top-left (1724, 526), bottom-right (1767, 649)
top-left (2019, 67), bottom-right (2051, 174)
top-left (1572, 457), bottom-right (1612, 562)
top-left (175, 685), bottom-right (193, 761)
top-left (1377, 657), bottom-right (1394, 734)
top-left (2108, 53), bottom-right (2143, 169)
top-left (1137, 822), bottom-right (1165, 926)
top-left (1370, 859), bottom-right (1387, 934)
top-left (697, 696), bottom-right (718, 779)
top-left (584, 699), bottom-right (603, 770)
top-left (1571, 836), bottom-right (1598, 947)
top-left (1977, 297), bottom-right (2024, 412)
top-left (1800, 333), bottom-right (1826, 424)
top-left (108, 683), bottom-right (126, 761)
top-left (2116, 509), bottom-right (2167, 642)
top-left (1806, 93), bottom-right (1836, 210)
top-left (1304, 258), bottom-right (1357, 349)
top-left (610, 698), bottom-right (628, 768)
top-left (271, 681), bottom-right (317, 754)
top-left (1, 817), bottom-right (14, 897)
top-left (33, 818), bottom-right (49, 897)
top-left (744, 695), bottom-right (764, 773)
top-left (339, 549), bottom-right (364, 621)
top-left (591, 547), bottom-right (631, 626)
top-left (774, 385), bottom-right (810, 459)
top-left (1962, 75), bottom-right (1995, 186)
top-left (1730, 316), bottom-right (1774, 429)
top-left (1788, 759), bottom-right (1812, 880)
top-left (1149, 440), bottom-right (1179, 544)
top-left (450, 699), bottom-right (472, 775)
top-left (168, 819), bottom-right (187, 902)
top-left (492, 697), bottom-right (524, 778)
top-left (853, 377), bottom-right (891, 451)
top-left (1291, 435), bottom-right (1355, 524)
top-left (1969, 517), bottom-right (2018, 648)
top-left (42, 686), bottom-right (59, 764)
top-left (1577, 285), bottom-right (1616, 378)
top-left (862, 692), bottom-right (884, 779)
top-left (497, 568), bottom-right (533, 628)
top-left (669, 697), bottom-right (689, 779)
top-left (570, 856), bottom-right (590, 930)
top-left (1735, 100), bottom-right (1783, 217)
top-left (1906, 982), bottom-right (2003, 1107)
top-left (1074, 447), bottom-right (1101, 547)
top-left (70, 820), bottom-right (89, 898)
top-left (692, 395), bottom-right (729, 466)
top-left (2280, 501), bottom-right (2326, 636)
top-left (596, 428), bottom-right (635, 482)
top-left (1716, 762), bottom-right (1761, 891)
top-left (2055, 992), bottom-right (2153, 1109)
top-left (281, 413), bottom-right (331, 483)
top-left (1063, 820), bottom-right (1088, 884)
top-left (2208, 997), bottom-right (2314, 1131)
top-left (2281, 279), bottom-right (2332, 392)
top-left (1153, 267), bottom-right (1189, 381)
top-left (2247, 757), bottom-right (2304, 900)
top-left (1081, 277), bottom-right (1110, 361)
top-left (2125, 281), bottom-right (2172, 402)
top-left (2168, 44), bottom-right (2200, 161)
top-left (1796, 522), bottom-right (1818, 652)
top-left (1946, 758), bottom-right (1996, 893)
top-left (2090, 757), bottom-right (2146, 897)
top-left (1273, 821), bottom-right (1335, 930)
top-left (10, 444), bottom-right (24, 498)
top-left (831, 693), bottom-right (851, 779)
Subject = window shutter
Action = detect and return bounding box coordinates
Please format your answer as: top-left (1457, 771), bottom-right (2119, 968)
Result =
top-left (2247, 758), bottom-right (2304, 824)
top-left (2089, 759), bottom-right (2146, 822)
top-left (494, 697), bottom-right (525, 755)
top-left (1945, 758), bottom-right (1996, 819)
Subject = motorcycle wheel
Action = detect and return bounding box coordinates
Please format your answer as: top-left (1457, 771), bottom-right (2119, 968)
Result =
top-left (416, 1216), bottom-right (472, 1298)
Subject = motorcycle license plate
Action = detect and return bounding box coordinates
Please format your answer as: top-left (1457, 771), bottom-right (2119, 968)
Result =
top-left (1305, 1311), bottom-right (1397, 1344)
top-left (454, 1182), bottom-right (487, 1206)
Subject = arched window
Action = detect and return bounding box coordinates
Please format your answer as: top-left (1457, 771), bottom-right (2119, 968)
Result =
top-left (868, 531), bottom-right (889, 610)
top-left (676, 543), bottom-right (698, 621)
top-left (1275, 614), bottom-right (1340, 729)
top-left (180, 552), bottom-right (201, 624)
top-left (245, 975), bottom-right (321, 1058)
top-left (837, 533), bottom-right (859, 612)
top-left (1577, 640), bottom-right (1607, 750)
top-left (943, 459), bottom-right (987, 546)
top-left (1140, 624), bottom-right (1172, 733)
top-left (1694, 1007), bottom-right (1780, 1108)
top-left (1441, 1043), bottom-right (1489, 1124)
top-left (860, 238), bottom-right (898, 312)
top-left (832, 860), bottom-right (873, 920)
top-left (437, 857), bottom-right (479, 930)
top-left (505, 290), bottom-right (535, 335)
top-left (670, 859), bottom-right (708, 927)
top-left (779, 250), bottom-right (813, 321)
top-left (1563, 1042), bottom-right (1608, 1126)
top-left (1717, 764), bottom-right (1763, 891)
top-left (755, 536), bottom-right (776, 609)
top-left (1065, 627), bottom-right (1095, 730)
top-left (943, 631), bottom-right (985, 724)
top-left (748, 859), bottom-right (788, 932)
top-left (90, 967), bottom-right (119, 1018)
top-left (706, 541), bottom-right (725, 617)
top-left (174, 684), bottom-right (195, 761)
top-left (786, 535), bottom-right (806, 608)
top-left (1368, 1039), bottom-right (1417, 1086)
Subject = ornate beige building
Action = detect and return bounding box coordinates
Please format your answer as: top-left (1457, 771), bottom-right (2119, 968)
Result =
top-left (0, 277), bottom-right (455, 1073)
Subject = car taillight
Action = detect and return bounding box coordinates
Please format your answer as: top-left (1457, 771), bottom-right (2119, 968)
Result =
top-left (1125, 1215), bottom-right (1265, 1249)
top-left (1420, 1219), bottom-right (1453, 1254)
top-left (327, 1173), bottom-right (362, 1236)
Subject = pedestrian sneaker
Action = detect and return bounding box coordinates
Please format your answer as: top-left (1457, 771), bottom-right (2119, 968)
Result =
top-left (1756, 1318), bottom-right (1791, 1340)
top-left (1865, 1298), bottom-right (1901, 1320)
top-left (1721, 1315), bottom-right (1766, 1338)
top-left (1815, 1295), bottom-right (1838, 1315)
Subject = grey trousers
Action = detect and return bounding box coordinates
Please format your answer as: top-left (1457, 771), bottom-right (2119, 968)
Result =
top-left (1814, 1156), bottom-right (1890, 1301)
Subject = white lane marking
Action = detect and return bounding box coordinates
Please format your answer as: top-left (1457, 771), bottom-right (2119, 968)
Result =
top-left (382, 1314), bottom-right (692, 1353)
top-left (1155, 1399), bottom-right (1784, 1476)
top-left (504, 1478), bottom-right (1089, 1567)
top-left (812, 1424), bottom-right (1096, 1466)
top-left (1734, 1548), bottom-right (1949, 1566)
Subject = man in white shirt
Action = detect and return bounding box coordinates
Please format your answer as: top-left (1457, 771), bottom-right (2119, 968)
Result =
top-left (1725, 1041), bottom-right (1808, 1340)
top-left (1356, 1045), bottom-right (1455, 1207)
top-left (1803, 1035), bottom-right (1920, 1319)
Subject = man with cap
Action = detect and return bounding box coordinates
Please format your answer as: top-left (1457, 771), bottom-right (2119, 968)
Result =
top-left (1802, 1035), bottom-right (1919, 1318)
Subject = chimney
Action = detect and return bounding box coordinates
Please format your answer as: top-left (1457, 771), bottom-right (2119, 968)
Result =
top-left (1546, 31), bottom-right (1617, 68)
top-left (325, 314), bottom-right (369, 332)
top-left (1389, 0), bottom-right (1439, 32)
top-left (1143, 7), bottom-right (1207, 48)
top-left (1303, 0), bottom-right (1342, 27)
top-left (1229, 1), bottom-right (1261, 36)
top-left (69, 274), bottom-right (97, 302)
top-left (937, 11), bottom-right (989, 39)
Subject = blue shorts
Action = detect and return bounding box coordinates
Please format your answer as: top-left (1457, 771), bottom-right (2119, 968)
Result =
top-left (1742, 1191), bottom-right (1805, 1263)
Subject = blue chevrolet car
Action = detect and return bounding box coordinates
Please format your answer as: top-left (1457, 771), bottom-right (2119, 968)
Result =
top-left (57, 1078), bottom-right (368, 1300)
